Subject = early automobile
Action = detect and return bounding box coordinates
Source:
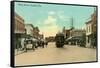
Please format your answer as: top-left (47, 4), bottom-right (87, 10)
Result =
top-left (32, 38), bottom-right (38, 48)
top-left (55, 33), bottom-right (65, 48)
top-left (24, 38), bottom-right (35, 52)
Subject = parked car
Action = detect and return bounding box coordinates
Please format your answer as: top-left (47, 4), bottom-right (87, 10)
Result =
top-left (32, 38), bottom-right (38, 48)
top-left (24, 38), bottom-right (35, 52)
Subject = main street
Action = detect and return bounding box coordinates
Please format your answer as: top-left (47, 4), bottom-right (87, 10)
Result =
top-left (15, 42), bottom-right (96, 66)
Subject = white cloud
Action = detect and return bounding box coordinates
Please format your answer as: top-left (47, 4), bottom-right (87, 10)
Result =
top-left (48, 11), bottom-right (56, 15)
top-left (48, 11), bottom-right (69, 22)
top-left (40, 15), bottom-right (59, 37)
top-left (38, 11), bottom-right (71, 37)
top-left (44, 16), bottom-right (57, 26)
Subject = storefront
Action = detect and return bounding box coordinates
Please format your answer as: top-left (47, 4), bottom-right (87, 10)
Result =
top-left (14, 13), bottom-right (25, 49)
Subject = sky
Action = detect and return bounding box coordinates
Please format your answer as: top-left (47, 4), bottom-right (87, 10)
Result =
top-left (15, 2), bottom-right (95, 37)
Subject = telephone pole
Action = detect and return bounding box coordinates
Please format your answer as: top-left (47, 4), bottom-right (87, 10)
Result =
top-left (70, 17), bottom-right (74, 30)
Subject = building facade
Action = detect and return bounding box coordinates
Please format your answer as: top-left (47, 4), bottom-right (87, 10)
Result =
top-left (70, 29), bottom-right (86, 37)
top-left (14, 13), bottom-right (25, 49)
top-left (86, 20), bottom-right (92, 47)
top-left (86, 11), bottom-right (97, 48)
top-left (63, 27), bottom-right (70, 39)
top-left (25, 24), bottom-right (34, 38)
top-left (33, 27), bottom-right (40, 39)
top-left (68, 29), bottom-right (86, 45)
top-left (14, 13), bottom-right (25, 34)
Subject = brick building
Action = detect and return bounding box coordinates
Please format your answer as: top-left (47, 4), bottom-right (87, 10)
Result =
top-left (86, 10), bottom-right (97, 48)
top-left (14, 13), bottom-right (25, 49)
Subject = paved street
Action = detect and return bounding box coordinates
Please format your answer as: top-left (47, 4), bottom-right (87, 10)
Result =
top-left (15, 42), bottom-right (96, 66)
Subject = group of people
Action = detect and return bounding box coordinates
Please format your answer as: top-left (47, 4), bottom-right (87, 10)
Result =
top-left (15, 37), bottom-right (48, 52)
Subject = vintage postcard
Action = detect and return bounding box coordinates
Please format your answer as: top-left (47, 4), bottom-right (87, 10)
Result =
top-left (11, 1), bottom-right (98, 67)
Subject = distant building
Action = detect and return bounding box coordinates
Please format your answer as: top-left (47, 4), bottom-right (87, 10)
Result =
top-left (63, 28), bottom-right (70, 39)
top-left (86, 11), bottom-right (97, 48)
top-left (70, 29), bottom-right (86, 37)
top-left (25, 24), bottom-right (34, 37)
top-left (25, 24), bottom-right (40, 39)
top-left (33, 27), bottom-right (40, 39)
top-left (14, 13), bottom-right (25, 34)
top-left (67, 29), bottom-right (86, 45)
top-left (39, 34), bottom-right (44, 40)
top-left (45, 36), bottom-right (55, 42)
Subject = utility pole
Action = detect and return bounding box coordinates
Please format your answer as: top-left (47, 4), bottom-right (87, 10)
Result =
top-left (69, 17), bottom-right (74, 37)
top-left (70, 17), bottom-right (74, 30)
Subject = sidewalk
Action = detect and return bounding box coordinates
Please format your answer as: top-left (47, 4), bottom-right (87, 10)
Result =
top-left (15, 49), bottom-right (25, 56)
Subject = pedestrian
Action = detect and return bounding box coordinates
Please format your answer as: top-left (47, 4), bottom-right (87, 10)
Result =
top-left (17, 38), bottom-right (21, 51)
top-left (45, 41), bottom-right (48, 48)
top-left (21, 38), bottom-right (25, 51)
top-left (32, 40), bottom-right (35, 50)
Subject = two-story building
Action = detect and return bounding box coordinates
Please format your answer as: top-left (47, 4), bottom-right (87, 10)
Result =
top-left (68, 29), bottom-right (86, 45)
top-left (86, 20), bottom-right (93, 47)
top-left (86, 11), bottom-right (97, 48)
top-left (70, 29), bottom-right (85, 37)
top-left (14, 13), bottom-right (25, 49)
top-left (25, 24), bottom-right (34, 38)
